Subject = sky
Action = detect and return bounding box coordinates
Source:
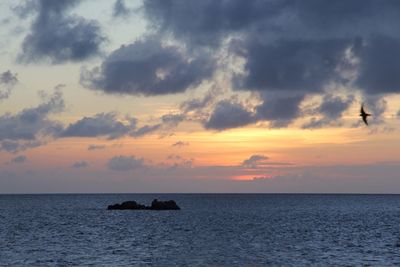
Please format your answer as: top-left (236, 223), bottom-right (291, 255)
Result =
top-left (1, 0), bottom-right (400, 193)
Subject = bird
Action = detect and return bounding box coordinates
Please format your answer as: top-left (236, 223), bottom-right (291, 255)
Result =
top-left (360, 104), bottom-right (371, 125)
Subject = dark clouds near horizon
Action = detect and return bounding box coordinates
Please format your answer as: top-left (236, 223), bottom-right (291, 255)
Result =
top-left (107, 155), bottom-right (144, 171)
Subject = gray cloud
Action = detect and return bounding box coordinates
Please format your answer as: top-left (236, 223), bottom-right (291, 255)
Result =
top-left (234, 39), bottom-right (351, 93)
top-left (113, 0), bottom-right (131, 18)
top-left (303, 94), bottom-right (355, 128)
top-left (71, 160), bottom-right (89, 169)
top-left (355, 36), bottom-right (400, 94)
top-left (18, 0), bottom-right (104, 63)
top-left (0, 89), bottom-right (64, 152)
top-left (204, 100), bottom-right (255, 130)
top-left (107, 155), bottom-right (144, 171)
top-left (142, 0), bottom-right (400, 100)
top-left (61, 112), bottom-right (134, 139)
top-left (202, 93), bottom-right (306, 130)
top-left (172, 141), bottom-right (189, 148)
top-left (80, 37), bottom-right (215, 96)
top-left (363, 96), bottom-right (387, 124)
top-left (87, 144), bottom-right (106, 151)
top-left (180, 86), bottom-right (222, 116)
top-left (130, 124), bottom-right (161, 138)
top-left (242, 155), bottom-right (269, 168)
top-left (161, 113), bottom-right (185, 126)
top-left (10, 155), bottom-right (27, 164)
top-left (143, 0), bottom-right (282, 48)
top-left (255, 94), bottom-right (305, 128)
top-left (0, 70), bottom-right (18, 100)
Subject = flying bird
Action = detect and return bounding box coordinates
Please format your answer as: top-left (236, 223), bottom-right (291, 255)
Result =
top-left (360, 104), bottom-right (371, 125)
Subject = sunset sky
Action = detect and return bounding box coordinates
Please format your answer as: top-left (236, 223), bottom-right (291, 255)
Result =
top-left (1, 0), bottom-right (400, 193)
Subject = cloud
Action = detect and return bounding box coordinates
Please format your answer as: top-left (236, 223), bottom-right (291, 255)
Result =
top-left (255, 94), bottom-right (305, 128)
top-left (88, 144), bottom-right (106, 151)
top-left (10, 155), bottom-right (27, 164)
top-left (303, 94), bottom-right (355, 128)
top-left (71, 160), bottom-right (89, 169)
top-left (130, 124), bottom-right (161, 138)
top-left (0, 70), bottom-right (18, 100)
top-left (234, 39), bottom-right (351, 93)
top-left (161, 113), bottom-right (185, 126)
top-left (364, 96), bottom-right (387, 123)
top-left (204, 100), bottom-right (255, 130)
top-left (61, 112), bottom-right (135, 139)
top-left (171, 141), bottom-right (189, 148)
top-left (202, 93), bottom-right (305, 130)
top-left (355, 35), bottom-right (400, 94)
top-left (113, 0), bottom-right (131, 18)
top-left (80, 37), bottom-right (215, 96)
top-left (242, 155), bottom-right (269, 168)
top-left (107, 155), bottom-right (144, 171)
top-left (181, 92), bottom-right (217, 114)
top-left (141, 0), bottom-right (400, 117)
top-left (0, 88), bottom-right (64, 152)
top-left (143, 0), bottom-right (279, 48)
top-left (18, 0), bottom-right (104, 63)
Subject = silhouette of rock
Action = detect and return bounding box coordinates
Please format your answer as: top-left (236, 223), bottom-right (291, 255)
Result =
top-left (150, 199), bottom-right (180, 210)
top-left (107, 200), bottom-right (146, 210)
top-left (107, 199), bottom-right (180, 210)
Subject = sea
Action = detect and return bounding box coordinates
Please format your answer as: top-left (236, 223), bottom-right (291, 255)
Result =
top-left (1, 194), bottom-right (400, 266)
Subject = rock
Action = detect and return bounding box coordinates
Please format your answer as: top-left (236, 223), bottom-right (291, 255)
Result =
top-left (107, 199), bottom-right (180, 210)
top-left (150, 199), bottom-right (180, 210)
top-left (107, 201), bottom-right (146, 210)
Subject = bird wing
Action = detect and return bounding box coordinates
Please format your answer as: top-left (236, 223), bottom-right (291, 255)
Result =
top-left (360, 104), bottom-right (365, 115)
top-left (362, 115), bottom-right (368, 125)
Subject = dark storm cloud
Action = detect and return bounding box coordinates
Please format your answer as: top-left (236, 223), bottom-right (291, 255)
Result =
top-left (143, 0), bottom-right (285, 47)
top-left (234, 39), bottom-right (352, 93)
top-left (18, 0), bottom-right (104, 63)
top-left (202, 93), bottom-right (305, 130)
top-left (10, 155), bottom-right (27, 164)
top-left (142, 0), bottom-right (400, 96)
top-left (204, 100), bottom-right (255, 130)
top-left (71, 160), bottom-right (89, 169)
top-left (81, 38), bottom-right (215, 96)
top-left (0, 89), bottom-right (64, 152)
top-left (355, 36), bottom-right (400, 94)
top-left (302, 94), bottom-right (355, 129)
top-left (0, 70), bottom-right (18, 100)
top-left (60, 112), bottom-right (135, 139)
top-left (255, 95), bottom-right (305, 128)
top-left (107, 155), bottom-right (144, 171)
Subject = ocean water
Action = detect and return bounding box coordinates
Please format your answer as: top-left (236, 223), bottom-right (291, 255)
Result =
top-left (1, 194), bottom-right (400, 266)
